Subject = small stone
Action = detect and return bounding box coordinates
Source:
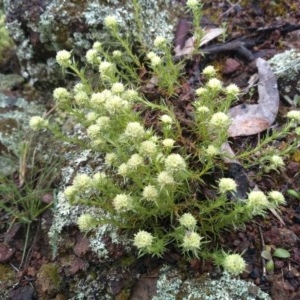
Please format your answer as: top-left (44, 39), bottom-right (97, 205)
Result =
top-left (0, 243), bottom-right (15, 262)
top-left (223, 58), bottom-right (241, 75)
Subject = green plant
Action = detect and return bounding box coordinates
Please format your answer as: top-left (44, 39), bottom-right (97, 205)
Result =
top-left (31, 1), bottom-right (300, 275)
top-left (0, 139), bottom-right (60, 267)
top-left (261, 245), bottom-right (291, 273)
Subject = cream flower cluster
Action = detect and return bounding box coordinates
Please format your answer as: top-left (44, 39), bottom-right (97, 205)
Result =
top-left (104, 15), bottom-right (118, 29)
top-left (164, 154), bottom-right (186, 173)
top-left (29, 116), bottom-right (48, 131)
top-left (113, 194), bottom-right (132, 212)
top-left (179, 213), bottom-right (197, 230)
top-left (77, 214), bottom-right (96, 232)
top-left (223, 254), bottom-right (246, 276)
top-left (147, 51), bottom-right (162, 67)
top-left (246, 191), bottom-right (269, 216)
top-left (56, 50), bottom-right (71, 67)
top-left (123, 122), bottom-right (145, 139)
top-left (133, 230), bottom-right (153, 249)
top-left (142, 185), bottom-right (159, 202)
top-left (218, 178), bottom-right (237, 194)
top-left (182, 231), bottom-right (202, 252)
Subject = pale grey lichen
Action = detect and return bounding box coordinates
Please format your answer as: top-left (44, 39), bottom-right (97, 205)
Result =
top-left (48, 142), bottom-right (131, 261)
top-left (152, 265), bottom-right (271, 300)
top-left (0, 92), bottom-right (45, 175)
top-left (269, 49), bottom-right (300, 79)
top-left (5, 0), bottom-right (182, 85)
top-left (269, 49), bottom-right (300, 105)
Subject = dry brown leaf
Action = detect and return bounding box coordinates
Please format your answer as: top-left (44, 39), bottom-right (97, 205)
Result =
top-left (228, 58), bottom-right (279, 137)
top-left (174, 28), bottom-right (225, 57)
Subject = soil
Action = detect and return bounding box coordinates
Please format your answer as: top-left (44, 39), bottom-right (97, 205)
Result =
top-left (0, 1), bottom-right (300, 299)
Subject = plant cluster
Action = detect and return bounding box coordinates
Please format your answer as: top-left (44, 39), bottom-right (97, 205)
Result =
top-left (29, 1), bottom-right (300, 276)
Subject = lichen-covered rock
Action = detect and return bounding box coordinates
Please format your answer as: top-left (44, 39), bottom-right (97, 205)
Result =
top-left (0, 90), bottom-right (45, 175)
top-left (4, 0), bottom-right (181, 87)
top-left (269, 49), bottom-right (300, 105)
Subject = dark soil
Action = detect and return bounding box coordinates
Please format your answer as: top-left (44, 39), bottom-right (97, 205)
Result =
top-left (1, 1), bottom-right (300, 299)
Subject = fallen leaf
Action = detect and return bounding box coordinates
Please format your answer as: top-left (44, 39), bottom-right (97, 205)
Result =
top-left (174, 28), bottom-right (225, 57)
top-left (228, 58), bottom-right (279, 137)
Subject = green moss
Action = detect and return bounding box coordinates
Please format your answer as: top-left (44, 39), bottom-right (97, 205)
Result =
top-left (37, 263), bottom-right (62, 293)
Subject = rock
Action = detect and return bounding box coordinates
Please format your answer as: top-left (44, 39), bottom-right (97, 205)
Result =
top-left (36, 263), bottom-right (62, 298)
top-left (9, 285), bottom-right (36, 300)
top-left (264, 227), bottom-right (299, 247)
top-left (269, 49), bottom-right (300, 105)
top-left (0, 92), bottom-right (45, 175)
top-left (223, 58), bottom-right (241, 75)
top-left (0, 243), bottom-right (15, 262)
top-left (4, 0), bottom-right (181, 87)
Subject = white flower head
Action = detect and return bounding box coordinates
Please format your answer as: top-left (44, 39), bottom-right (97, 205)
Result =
top-left (77, 214), bottom-right (96, 232)
top-left (86, 49), bottom-right (99, 64)
top-left (124, 122), bottom-right (145, 139)
top-left (104, 95), bottom-right (124, 113)
top-left (105, 152), bottom-right (117, 167)
top-left (112, 50), bottom-right (122, 58)
top-left (202, 65), bottom-right (216, 77)
top-left (206, 145), bottom-right (219, 156)
top-left (206, 78), bottom-right (222, 91)
top-left (197, 106), bottom-right (210, 114)
top-left (111, 82), bottom-right (125, 94)
top-left (104, 15), bottom-right (118, 29)
top-left (117, 163), bottom-right (128, 177)
top-left (147, 51), bottom-right (157, 60)
top-left (90, 138), bottom-right (105, 149)
top-left (133, 230), bottom-right (153, 249)
top-left (139, 140), bottom-right (157, 157)
top-left (268, 191), bottom-right (286, 206)
top-left (270, 155), bottom-right (284, 169)
top-left (91, 90), bottom-right (112, 107)
top-left (56, 50), bottom-right (71, 67)
top-left (164, 154), bottom-right (186, 173)
top-left (186, 0), bottom-right (200, 10)
top-left (195, 87), bottom-right (207, 96)
top-left (64, 186), bottom-right (77, 199)
top-left (154, 36), bottom-right (167, 48)
top-left (179, 213), bottom-right (197, 230)
top-left (127, 154), bottom-right (143, 169)
top-left (53, 87), bottom-right (70, 102)
top-left (223, 254), bottom-right (246, 276)
top-left (72, 174), bottom-right (92, 190)
top-left (73, 82), bottom-right (85, 93)
top-left (74, 91), bottom-right (88, 105)
top-left (218, 178), bottom-right (237, 194)
top-left (209, 112), bottom-right (230, 127)
top-left (142, 185), bottom-right (159, 201)
top-left (182, 231), bottom-right (202, 251)
top-left (87, 124), bottom-right (101, 139)
top-left (92, 41), bottom-right (102, 52)
top-left (86, 112), bottom-right (98, 122)
top-left (92, 172), bottom-right (107, 185)
top-left (157, 171), bottom-right (175, 186)
top-left (226, 83), bottom-right (240, 96)
top-left (96, 116), bottom-right (110, 130)
top-left (29, 116), bottom-right (48, 131)
top-left (246, 191), bottom-right (269, 216)
top-left (160, 114), bottom-right (173, 124)
top-left (162, 138), bottom-right (175, 148)
top-left (112, 194), bottom-right (132, 212)
top-left (150, 55), bottom-right (162, 67)
top-left (287, 110), bottom-right (300, 122)
top-left (99, 61), bottom-right (115, 75)
top-left (123, 89), bottom-right (138, 101)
